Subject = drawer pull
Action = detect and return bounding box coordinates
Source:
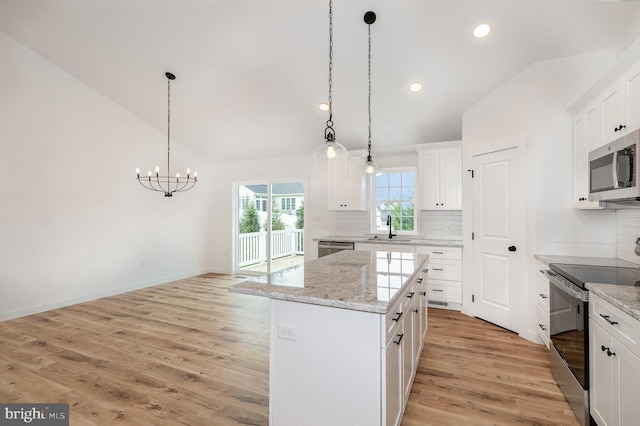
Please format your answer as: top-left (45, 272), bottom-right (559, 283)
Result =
top-left (413, 309), bottom-right (419, 314)
top-left (422, 268), bottom-right (429, 273)
top-left (432, 251), bottom-right (444, 254)
top-left (600, 314), bottom-right (619, 326)
top-left (406, 292), bottom-right (415, 299)
top-left (392, 312), bottom-right (402, 322)
top-left (416, 278), bottom-right (423, 284)
top-left (432, 268), bottom-right (444, 271)
top-left (393, 333), bottom-right (404, 345)
top-left (539, 293), bottom-right (548, 299)
top-left (420, 291), bottom-right (427, 296)
top-left (538, 324), bottom-right (547, 331)
top-left (432, 289), bottom-right (444, 292)
top-left (601, 345), bottom-right (616, 357)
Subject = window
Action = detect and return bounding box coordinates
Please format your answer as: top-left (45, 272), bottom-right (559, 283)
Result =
top-left (281, 197), bottom-right (296, 212)
top-left (373, 169), bottom-right (416, 233)
top-left (239, 195), bottom-right (251, 209)
top-left (256, 196), bottom-right (267, 212)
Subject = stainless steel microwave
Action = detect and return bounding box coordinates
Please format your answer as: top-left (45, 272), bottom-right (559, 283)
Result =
top-left (589, 130), bottom-right (640, 202)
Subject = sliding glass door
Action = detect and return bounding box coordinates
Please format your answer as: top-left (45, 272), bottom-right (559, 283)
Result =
top-left (236, 182), bottom-right (304, 275)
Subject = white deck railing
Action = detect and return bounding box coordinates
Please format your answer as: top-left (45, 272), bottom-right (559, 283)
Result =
top-left (238, 229), bottom-right (304, 267)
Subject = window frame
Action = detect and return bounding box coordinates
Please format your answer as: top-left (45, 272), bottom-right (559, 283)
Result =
top-left (369, 166), bottom-right (418, 236)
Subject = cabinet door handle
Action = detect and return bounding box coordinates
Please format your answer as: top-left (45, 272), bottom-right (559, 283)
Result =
top-left (393, 333), bottom-right (404, 345)
top-left (406, 292), bottom-right (415, 299)
top-left (392, 312), bottom-right (402, 322)
top-left (539, 324), bottom-right (547, 331)
top-left (539, 293), bottom-right (548, 299)
top-left (600, 314), bottom-right (619, 326)
top-left (413, 309), bottom-right (419, 314)
top-left (416, 278), bottom-right (423, 283)
top-left (420, 291), bottom-right (427, 296)
top-left (422, 268), bottom-right (429, 273)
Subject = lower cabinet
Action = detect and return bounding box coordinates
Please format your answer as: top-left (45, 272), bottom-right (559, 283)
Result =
top-left (268, 264), bottom-right (427, 426)
top-left (589, 294), bottom-right (640, 426)
top-left (535, 261), bottom-right (550, 348)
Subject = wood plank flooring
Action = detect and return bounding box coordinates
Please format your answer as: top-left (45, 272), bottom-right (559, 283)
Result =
top-left (0, 273), bottom-right (579, 425)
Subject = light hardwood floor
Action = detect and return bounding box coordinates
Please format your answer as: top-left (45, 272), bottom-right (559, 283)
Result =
top-left (0, 273), bottom-right (579, 425)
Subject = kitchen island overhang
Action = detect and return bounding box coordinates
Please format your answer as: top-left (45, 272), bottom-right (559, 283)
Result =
top-left (229, 250), bottom-right (429, 426)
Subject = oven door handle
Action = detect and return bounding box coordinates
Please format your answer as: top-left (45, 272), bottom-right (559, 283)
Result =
top-left (548, 272), bottom-right (588, 302)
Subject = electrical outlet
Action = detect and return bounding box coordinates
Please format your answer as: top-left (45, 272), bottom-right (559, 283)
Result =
top-left (277, 324), bottom-right (297, 341)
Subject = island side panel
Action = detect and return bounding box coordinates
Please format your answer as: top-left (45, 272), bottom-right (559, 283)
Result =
top-left (269, 299), bottom-right (382, 426)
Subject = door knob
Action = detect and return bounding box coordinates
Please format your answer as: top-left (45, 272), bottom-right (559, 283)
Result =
top-left (508, 246), bottom-right (517, 252)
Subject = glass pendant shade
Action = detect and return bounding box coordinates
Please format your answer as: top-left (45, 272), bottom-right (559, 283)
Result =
top-left (313, 140), bottom-right (348, 162)
top-left (362, 156), bottom-right (382, 176)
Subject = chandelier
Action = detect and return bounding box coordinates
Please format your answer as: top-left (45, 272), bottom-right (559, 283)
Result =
top-left (313, 0), bottom-right (348, 162)
top-left (136, 72), bottom-right (197, 197)
top-left (362, 11), bottom-right (382, 176)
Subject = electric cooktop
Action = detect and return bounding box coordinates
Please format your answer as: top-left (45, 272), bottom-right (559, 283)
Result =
top-left (550, 263), bottom-right (640, 289)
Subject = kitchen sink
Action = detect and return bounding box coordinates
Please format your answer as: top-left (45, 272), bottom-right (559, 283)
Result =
top-left (367, 237), bottom-right (412, 242)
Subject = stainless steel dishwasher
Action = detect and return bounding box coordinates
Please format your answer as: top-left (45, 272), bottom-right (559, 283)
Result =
top-left (317, 240), bottom-right (355, 257)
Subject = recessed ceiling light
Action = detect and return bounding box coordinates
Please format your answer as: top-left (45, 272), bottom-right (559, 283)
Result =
top-left (408, 82), bottom-right (423, 93)
top-left (318, 102), bottom-right (330, 112)
top-left (472, 23), bottom-right (492, 39)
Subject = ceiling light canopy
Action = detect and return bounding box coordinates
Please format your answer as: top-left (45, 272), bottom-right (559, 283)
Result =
top-left (472, 23), bottom-right (492, 39)
top-left (135, 72), bottom-right (198, 197)
top-left (408, 82), bottom-right (423, 93)
top-left (313, 0), bottom-right (347, 162)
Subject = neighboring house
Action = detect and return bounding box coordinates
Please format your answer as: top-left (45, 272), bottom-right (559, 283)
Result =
top-left (239, 183), bottom-right (304, 229)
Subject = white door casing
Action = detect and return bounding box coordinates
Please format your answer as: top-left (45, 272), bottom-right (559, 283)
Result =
top-left (471, 146), bottom-right (526, 333)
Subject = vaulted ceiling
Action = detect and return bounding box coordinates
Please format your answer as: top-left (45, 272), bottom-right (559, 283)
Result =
top-left (1, 0), bottom-right (639, 162)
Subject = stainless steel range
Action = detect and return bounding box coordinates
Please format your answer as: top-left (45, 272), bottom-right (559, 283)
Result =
top-left (547, 263), bottom-right (640, 426)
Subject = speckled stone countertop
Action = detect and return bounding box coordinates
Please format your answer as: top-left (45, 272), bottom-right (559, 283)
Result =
top-left (229, 250), bottom-right (428, 314)
top-left (587, 284), bottom-right (640, 322)
top-left (315, 235), bottom-right (463, 247)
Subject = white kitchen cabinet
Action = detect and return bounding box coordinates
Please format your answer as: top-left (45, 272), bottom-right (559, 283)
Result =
top-left (596, 61), bottom-right (640, 147)
top-left (355, 242), bottom-right (415, 253)
top-left (589, 294), bottom-right (640, 426)
top-left (415, 245), bottom-right (462, 310)
top-left (535, 261), bottom-right (550, 348)
top-left (573, 103), bottom-right (602, 209)
top-left (328, 154), bottom-right (366, 210)
top-left (417, 142), bottom-right (462, 210)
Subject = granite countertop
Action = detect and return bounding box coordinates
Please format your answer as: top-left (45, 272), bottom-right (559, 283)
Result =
top-left (229, 250), bottom-right (428, 314)
top-left (587, 283), bottom-right (640, 322)
top-left (315, 235), bottom-right (463, 247)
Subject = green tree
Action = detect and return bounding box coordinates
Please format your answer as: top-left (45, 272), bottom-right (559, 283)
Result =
top-left (295, 203), bottom-right (304, 229)
top-left (239, 202), bottom-right (261, 233)
top-left (391, 202), bottom-right (414, 231)
top-left (264, 202), bottom-right (285, 231)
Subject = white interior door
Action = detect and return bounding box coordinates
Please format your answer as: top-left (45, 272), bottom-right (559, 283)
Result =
top-left (471, 147), bottom-right (524, 332)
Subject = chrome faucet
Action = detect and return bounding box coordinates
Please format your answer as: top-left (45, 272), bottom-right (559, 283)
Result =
top-left (386, 215), bottom-right (396, 239)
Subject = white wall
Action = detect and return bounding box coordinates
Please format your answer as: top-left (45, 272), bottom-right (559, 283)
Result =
top-left (0, 31), bottom-right (215, 321)
top-left (461, 49), bottom-right (617, 343)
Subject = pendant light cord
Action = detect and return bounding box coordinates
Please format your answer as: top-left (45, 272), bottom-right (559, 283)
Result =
top-left (325, 0), bottom-right (335, 142)
top-left (167, 76), bottom-right (171, 178)
top-left (367, 20), bottom-right (372, 161)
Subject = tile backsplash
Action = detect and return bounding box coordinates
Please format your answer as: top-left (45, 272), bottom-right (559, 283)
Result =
top-left (616, 209), bottom-right (640, 265)
top-left (335, 210), bottom-right (462, 240)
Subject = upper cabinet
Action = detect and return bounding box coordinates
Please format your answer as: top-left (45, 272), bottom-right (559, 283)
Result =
top-left (416, 142), bottom-right (462, 210)
top-left (589, 61), bottom-right (640, 151)
top-left (327, 153), bottom-right (366, 211)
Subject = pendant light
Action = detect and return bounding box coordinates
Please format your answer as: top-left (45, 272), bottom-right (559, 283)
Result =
top-left (135, 72), bottom-right (198, 197)
top-left (313, 0), bottom-right (348, 162)
top-left (362, 11), bottom-right (382, 176)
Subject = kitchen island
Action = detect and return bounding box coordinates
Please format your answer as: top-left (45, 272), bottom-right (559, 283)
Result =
top-left (230, 250), bottom-right (429, 426)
